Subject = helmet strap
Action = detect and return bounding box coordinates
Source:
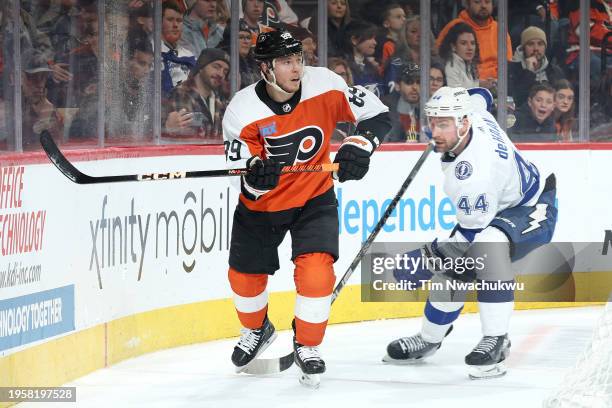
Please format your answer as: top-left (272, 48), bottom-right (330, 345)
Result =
top-left (449, 116), bottom-right (471, 154)
top-left (260, 55), bottom-right (304, 97)
top-left (261, 64), bottom-right (294, 97)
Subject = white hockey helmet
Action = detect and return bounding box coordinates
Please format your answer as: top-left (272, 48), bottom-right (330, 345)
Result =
top-left (424, 86), bottom-right (473, 128)
top-left (425, 86), bottom-right (473, 153)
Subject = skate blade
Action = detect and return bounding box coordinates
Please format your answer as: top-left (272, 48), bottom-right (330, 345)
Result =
top-left (299, 373), bottom-right (320, 389)
top-left (382, 353), bottom-right (433, 365)
top-left (235, 332), bottom-right (278, 374)
top-left (468, 362), bottom-right (507, 380)
top-left (382, 354), bottom-right (427, 365)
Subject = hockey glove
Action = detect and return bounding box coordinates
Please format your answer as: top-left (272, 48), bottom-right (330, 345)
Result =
top-left (242, 156), bottom-right (282, 200)
top-left (333, 132), bottom-right (380, 182)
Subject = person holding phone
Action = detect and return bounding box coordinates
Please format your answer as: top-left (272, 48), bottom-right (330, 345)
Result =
top-left (162, 48), bottom-right (230, 140)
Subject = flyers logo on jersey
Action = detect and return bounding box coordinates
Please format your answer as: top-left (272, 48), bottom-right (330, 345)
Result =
top-left (264, 126), bottom-right (324, 166)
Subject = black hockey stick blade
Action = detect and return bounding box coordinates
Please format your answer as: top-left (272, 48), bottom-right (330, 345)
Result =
top-left (40, 131), bottom-right (98, 184)
top-left (40, 132), bottom-right (338, 184)
top-left (243, 142), bottom-right (435, 375)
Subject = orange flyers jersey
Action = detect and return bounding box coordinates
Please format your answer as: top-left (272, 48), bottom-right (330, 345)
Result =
top-left (223, 66), bottom-right (389, 212)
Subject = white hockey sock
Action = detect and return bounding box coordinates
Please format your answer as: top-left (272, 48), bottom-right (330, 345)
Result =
top-left (479, 301), bottom-right (514, 336)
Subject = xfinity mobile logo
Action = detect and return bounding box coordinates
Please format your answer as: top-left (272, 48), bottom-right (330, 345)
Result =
top-left (88, 189), bottom-right (231, 289)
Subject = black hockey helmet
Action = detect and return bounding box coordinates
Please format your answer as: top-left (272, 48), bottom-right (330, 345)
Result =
top-left (253, 29), bottom-right (303, 63)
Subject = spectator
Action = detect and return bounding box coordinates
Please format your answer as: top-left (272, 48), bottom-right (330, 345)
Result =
top-left (241, 0), bottom-right (266, 42)
top-left (375, 3), bottom-right (407, 74)
top-left (301, 0), bottom-right (352, 58)
top-left (107, 32), bottom-right (155, 140)
top-left (286, 25), bottom-right (318, 66)
top-left (436, 0), bottom-right (512, 89)
top-left (508, 0), bottom-right (560, 50)
top-left (161, 1), bottom-right (196, 96)
top-left (565, 0), bottom-right (612, 82)
top-left (328, 57), bottom-right (354, 86)
top-left (215, 0), bottom-right (230, 29)
top-left (258, 0), bottom-right (299, 27)
top-left (180, 0), bottom-right (225, 56)
top-left (21, 49), bottom-right (63, 150)
top-left (163, 48), bottom-right (230, 140)
top-left (0, 4), bottom-right (53, 61)
top-left (218, 20), bottom-right (259, 89)
top-left (383, 63), bottom-right (424, 143)
top-left (327, 57), bottom-right (355, 141)
top-left (439, 22), bottom-right (479, 88)
top-left (383, 15), bottom-right (438, 94)
top-left (46, 0), bottom-right (97, 108)
top-left (343, 20), bottom-right (385, 96)
top-left (130, 2), bottom-right (154, 42)
top-left (51, 0), bottom-right (97, 55)
top-left (552, 79), bottom-right (576, 141)
top-left (509, 26), bottom-right (565, 107)
top-left (32, 0), bottom-right (76, 47)
top-left (430, 61), bottom-right (446, 94)
top-left (510, 83), bottom-right (558, 142)
top-left (70, 32), bottom-right (155, 141)
top-left (590, 70), bottom-right (612, 141)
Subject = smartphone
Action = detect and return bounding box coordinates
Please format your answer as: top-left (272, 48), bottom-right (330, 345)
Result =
top-left (189, 112), bottom-right (205, 127)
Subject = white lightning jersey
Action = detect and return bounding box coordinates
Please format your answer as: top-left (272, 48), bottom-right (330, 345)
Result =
top-left (439, 101), bottom-right (545, 244)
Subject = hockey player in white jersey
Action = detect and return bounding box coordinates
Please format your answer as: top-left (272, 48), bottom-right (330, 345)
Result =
top-left (383, 86), bottom-right (557, 379)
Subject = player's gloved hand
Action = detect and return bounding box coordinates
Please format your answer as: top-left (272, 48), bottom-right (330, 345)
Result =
top-left (242, 156), bottom-right (282, 200)
top-left (333, 132), bottom-right (379, 182)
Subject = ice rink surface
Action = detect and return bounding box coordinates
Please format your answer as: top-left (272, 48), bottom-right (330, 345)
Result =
top-left (19, 306), bottom-right (605, 408)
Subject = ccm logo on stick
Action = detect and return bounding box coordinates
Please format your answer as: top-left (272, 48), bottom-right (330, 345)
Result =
top-left (138, 172), bottom-right (186, 181)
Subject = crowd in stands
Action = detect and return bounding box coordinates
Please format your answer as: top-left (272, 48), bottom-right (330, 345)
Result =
top-left (0, 0), bottom-right (610, 151)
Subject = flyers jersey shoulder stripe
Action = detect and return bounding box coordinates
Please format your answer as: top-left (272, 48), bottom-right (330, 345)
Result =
top-left (223, 66), bottom-right (389, 212)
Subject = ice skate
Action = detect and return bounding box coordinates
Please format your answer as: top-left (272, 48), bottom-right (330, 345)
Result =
top-left (232, 315), bottom-right (277, 373)
top-left (294, 337), bottom-right (325, 389)
top-left (383, 325), bottom-right (453, 364)
top-left (465, 334), bottom-right (511, 380)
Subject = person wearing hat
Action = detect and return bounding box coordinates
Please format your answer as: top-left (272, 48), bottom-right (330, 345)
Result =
top-left (509, 26), bottom-right (565, 107)
top-left (383, 63), bottom-right (426, 143)
top-left (163, 48), bottom-right (229, 139)
top-left (21, 49), bottom-right (63, 150)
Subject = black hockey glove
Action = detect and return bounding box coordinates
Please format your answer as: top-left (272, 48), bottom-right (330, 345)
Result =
top-left (333, 132), bottom-right (380, 183)
top-left (242, 156), bottom-right (282, 200)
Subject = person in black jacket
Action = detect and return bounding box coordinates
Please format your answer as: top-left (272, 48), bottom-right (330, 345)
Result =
top-left (382, 63), bottom-right (425, 143)
top-left (510, 83), bottom-right (559, 142)
top-left (509, 26), bottom-right (565, 107)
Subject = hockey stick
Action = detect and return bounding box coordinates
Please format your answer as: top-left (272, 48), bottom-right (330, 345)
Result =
top-left (242, 141), bottom-right (435, 375)
top-left (40, 131), bottom-right (338, 184)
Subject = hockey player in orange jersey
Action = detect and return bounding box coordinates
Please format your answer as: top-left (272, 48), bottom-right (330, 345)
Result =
top-left (223, 29), bottom-right (391, 384)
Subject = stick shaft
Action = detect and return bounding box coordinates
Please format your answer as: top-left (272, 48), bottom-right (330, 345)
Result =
top-left (40, 132), bottom-right (338, 184)
top-left (331, 142), bottom-right (434, 302)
